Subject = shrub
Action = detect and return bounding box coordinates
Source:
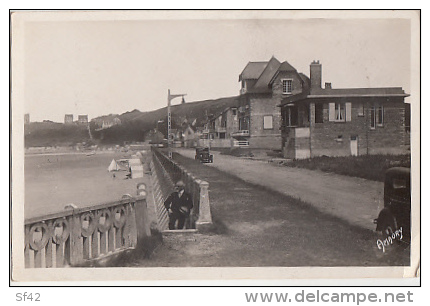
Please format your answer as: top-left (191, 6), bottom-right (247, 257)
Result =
top-left (284, 154), bottom-right (411, 182)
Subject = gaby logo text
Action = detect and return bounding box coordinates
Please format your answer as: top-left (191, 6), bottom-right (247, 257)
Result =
top-left (376, 227), bottom-right (403, 253)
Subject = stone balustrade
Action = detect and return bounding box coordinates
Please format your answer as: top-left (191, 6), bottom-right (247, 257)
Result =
top-left (151, 147), bottom-right (212, 231)
top-left (24, 196), bottom-right (145, 268)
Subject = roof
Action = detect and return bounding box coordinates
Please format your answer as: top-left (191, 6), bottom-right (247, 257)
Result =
top-left (278, 92), bottom-right (309, 106)
top-left (277, 61), bottom-right (297, 72)
top-left (279, 86), bottom-right (409, 107)
top-left (308, 87), bottom-right (409, 98)
top-left (251, 57), bottom-right (281, 93)
top-left (299, 73), bottom-right (311, 89)
top-left (183, 125), bottom-right (196, 132)
top-left (239, 61), bottom-right (268, 81)
top-left (210, 104), bottom-right (240, 121)
top-left (268, 60), bottom-right (299, 85)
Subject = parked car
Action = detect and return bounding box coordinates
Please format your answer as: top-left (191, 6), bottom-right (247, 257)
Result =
top-left (374, 167), bottom-right (411, 244)
top-left (195, 147), bottom-right (213, 163)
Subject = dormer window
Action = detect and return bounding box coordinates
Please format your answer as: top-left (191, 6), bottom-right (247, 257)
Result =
top-left (282, 79), bottom-right (293, 94)
top-left (240, 80), bottom-right (248, 94)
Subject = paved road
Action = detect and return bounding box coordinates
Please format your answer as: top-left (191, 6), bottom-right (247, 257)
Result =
top-left (132, 152), bottom-right (407, 267)
top-left (175, 148), bottom-right (384, 231)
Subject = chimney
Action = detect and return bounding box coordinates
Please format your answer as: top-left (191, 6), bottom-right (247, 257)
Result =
top-left (325, 82), bottom-right (332, 89)
top-left (310, 60), bottom-right (322, 89)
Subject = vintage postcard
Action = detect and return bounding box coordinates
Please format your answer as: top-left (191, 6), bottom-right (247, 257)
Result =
top-left (11, 10), bottom-right (420, 285)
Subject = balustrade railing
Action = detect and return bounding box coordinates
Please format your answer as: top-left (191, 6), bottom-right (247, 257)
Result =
top-left (24, 196), bottom-right (144, 268)
top-left (231, 130), bottom-right (250, 137)
top-left (151, 147), bottom-right (212, 231)
top-left (233, 140), bottom-right (250, 147)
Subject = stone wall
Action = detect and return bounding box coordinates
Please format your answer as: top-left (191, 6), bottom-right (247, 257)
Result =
top-left (308, 98), bottom-right (408, 157)
top-left (248, 95), bottom-right (282, 150)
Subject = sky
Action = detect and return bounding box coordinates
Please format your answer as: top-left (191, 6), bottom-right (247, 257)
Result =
top-left (19, 11), bottom-right (414, 123)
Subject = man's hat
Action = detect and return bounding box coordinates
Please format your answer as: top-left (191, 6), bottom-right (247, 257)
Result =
top-left (175, 180), bottom-right (185, 187)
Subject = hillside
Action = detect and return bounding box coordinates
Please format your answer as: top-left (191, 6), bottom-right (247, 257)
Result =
top-left (122, 95), bottom-right (240, 127)
top-left (25, 95), bottom-right (240, 147)
top-left (24, 122), bottom-right (91, 148)
top-left (91, 95), bottom-right (240, 144)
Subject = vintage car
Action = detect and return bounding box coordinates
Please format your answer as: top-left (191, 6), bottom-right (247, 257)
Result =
top-left (374, 167), bottom-right (411, 244)
top-left (195, 147), bottom-right (213, 163)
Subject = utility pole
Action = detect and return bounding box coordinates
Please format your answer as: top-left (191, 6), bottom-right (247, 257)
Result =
top-left (167, 89), bottom-right (186, 158)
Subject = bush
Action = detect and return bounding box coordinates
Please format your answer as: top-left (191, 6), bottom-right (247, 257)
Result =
top-left (284, 154), bottom-right (411, 182)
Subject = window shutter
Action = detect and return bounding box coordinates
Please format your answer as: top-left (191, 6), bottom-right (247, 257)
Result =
top-left (346, 103), bottom-right (352, 121)
top-left (264, 116), bottom-right (273, 129)
top-left (329, 103), bottom-right (335, 121)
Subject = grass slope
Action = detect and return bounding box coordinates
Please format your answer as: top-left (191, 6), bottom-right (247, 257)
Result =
top-left (25, 122), bottom-right (91, 148)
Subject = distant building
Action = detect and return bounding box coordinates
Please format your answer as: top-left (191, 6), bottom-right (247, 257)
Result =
top-left (183, 125), bottom-right (197, 148)
top-left (147, 129), bottom-right (165, 144)
top-left (101, 117), bottom-right (121, 129)
top-left (64, 114), bottom-right (74, 124)
top-left (24, 113), bottom-right (30, 124)
top-left (78, 115), bottom-right (88, 124)
top-left (94, 116), bottom-right (122, 131)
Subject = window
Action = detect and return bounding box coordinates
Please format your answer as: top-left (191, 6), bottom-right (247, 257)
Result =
top-left (284, 106), bottom-right (298, 127)
top-left (370, 105), bottom-right (384, 129)
top-left (232, 108), bottom-right (237, 116)
top-left (370, 107), bottom-right (375, 129)
top-left (329, 102), bottom-right (351, 122)
top-left (239, 117), bottom-right (249, 130)
top-left (263, 115), bottom-right (273, 129)
top-left (315, 103), bottom-right (324, 123)
top-left (219, 132), bottom-right (226, 139)
top-left (335, 103), bottom-right (345, 121)
top-left (377, 106), bottom-right (384, 126)
top-left (405, 103), bottom-right (410, 133)
top-left (282, 79), bottom-right (293, 94)
top-left (358, 103), bottom-right (364, 116)
top-left (393, 179), bottom-right (407, 189)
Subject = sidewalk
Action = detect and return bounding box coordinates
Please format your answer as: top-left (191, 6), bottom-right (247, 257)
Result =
top-left (175, 148), bottom-right (383, 231)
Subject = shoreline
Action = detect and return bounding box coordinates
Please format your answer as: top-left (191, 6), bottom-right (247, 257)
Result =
top-left (24, 151), bottom-right (117, 157)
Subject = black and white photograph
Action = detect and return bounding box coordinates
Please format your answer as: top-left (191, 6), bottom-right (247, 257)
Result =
top-left (10, 10), bottom-right (420, 285)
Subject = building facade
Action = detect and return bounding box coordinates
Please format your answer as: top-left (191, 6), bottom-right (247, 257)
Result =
top-left (64, 114), bottom-right (74, 124)
top-left (183, 125), bottom-right (197, 148)
top-left (279, 60), bottom-right (409, 158)
top-left (78, 115), bottom-right (88, 125)
top-left (205, 106), bottom-right (240, 147)
top-left (237, 56), bottom-right (290, 150)
top-left (232, 57), bottom-right (409, 157)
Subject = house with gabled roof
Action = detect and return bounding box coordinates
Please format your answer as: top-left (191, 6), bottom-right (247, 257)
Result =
top-left (203, 104), bottom-right (240, 148)
top-left (182, 125), bottom-right (197, 148)
top-left (236, 56), bottom-right (291, 149)
top-left (236, 56), bottom-right (409, 157)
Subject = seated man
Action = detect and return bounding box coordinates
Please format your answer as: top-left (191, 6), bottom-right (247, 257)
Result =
top-left (164, 180), bottom-right (193, 230)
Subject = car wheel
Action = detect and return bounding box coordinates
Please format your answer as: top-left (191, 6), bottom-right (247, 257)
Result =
top-left (381, 220), bottom-right (397, 241)
top-left (378, 211), bottom-right (397, 237)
